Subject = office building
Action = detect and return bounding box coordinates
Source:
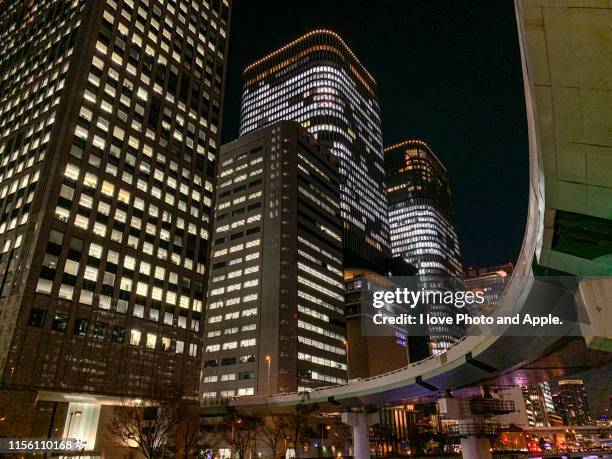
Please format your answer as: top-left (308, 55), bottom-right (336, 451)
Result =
top-left (0, 0), bottom-right (231, 439)
top-left (464, 262), bottom-right (514, 279)
top-left (464, 262), bottom-right (514, 316)
top-left (523, 382), bottom-right (559, 427)
top-left (344, 269), bottom-right (408, 379)
top-left (201, 121), bottom-right (347, 400)
top-left (377, 404), bottom-right (419, 455)
top-left (496, 383), bottom-right (561, 429)
top-left (239, 29), bottom-right (390, 270)
top-left (554, 380), bottom-right (591, 426)
top-left (385, 139), bottom-right (463, 353)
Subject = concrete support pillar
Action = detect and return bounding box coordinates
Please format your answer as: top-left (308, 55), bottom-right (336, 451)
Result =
top-left (459, 434), bottom-right (491, 459)
top-left (341, 410), bottom-right (379, 459)
top-left (438, 398), bottom-right (495, 459)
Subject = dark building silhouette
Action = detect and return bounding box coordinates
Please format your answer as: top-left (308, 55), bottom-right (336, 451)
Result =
top-left (0, 0), bottom-right (231, 438)
top-left (239, 29), bottom-right (390, 270)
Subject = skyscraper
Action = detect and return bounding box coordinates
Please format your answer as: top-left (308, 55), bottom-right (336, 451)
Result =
top-left (201, 121), bottom-right (347, 399)
top-left (464, 263), bottom-right (514, 316)
top-left (0, 0), bottom-right (230, 437)
top-left (385, 140), bottom-right (463, 352)
top-left (522, 382), bottom-right (560, 427)
top-left (496, 383), bottom-right (560, 429)
top-left (554, 379), bottom-right (591, 426)
top-left (239, 30), bottom-right (390, 270)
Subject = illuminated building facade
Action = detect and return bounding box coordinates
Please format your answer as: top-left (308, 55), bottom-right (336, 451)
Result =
top-left (0, 0), bottom-right (231, 437)
top-left (522, 382), bottom-right (559, 427)
top-left (375, 404), bottom-right (418, 455)
top-left (239, 30), bottom-right (390, 270)
top-left (499, 383), bottom-right (568, 428)
top-left (385, 140), bottom-right (463, 352)
top-left (554, 380), bottom-right (591, 426)
top-left (464, 262), bottom-right (514, 279)
top-left (463, 263), bottom-right (514, 316)
top-left (201, 121), bottom-right (347, 400)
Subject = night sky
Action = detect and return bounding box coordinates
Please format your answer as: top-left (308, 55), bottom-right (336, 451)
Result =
top-left (221, 0), bottom-right (529, 269)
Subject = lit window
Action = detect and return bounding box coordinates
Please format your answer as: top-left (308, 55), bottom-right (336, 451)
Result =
top-left (237, 387), bottom-right (254, 396)
top-left (136, 282), bottom-right (148, 296)
top-left (101, 180), bottom-right (114, 196)
top-left (240, 338), bottom-right (256, 347)
top-left (84, 173), bottom-right (98, 188)
top-left (118, 188), bottom-right (130, 203)
top-left (89, 244), bottom-right (103, 258)
top-left (146, 333), bottom-right (157, 349)
top-left (84, 266), bottom-right (98, 281)
top-left (130, 329), bottom-right (141, 345)
top-left (74, 214), bottom-right (89, 230)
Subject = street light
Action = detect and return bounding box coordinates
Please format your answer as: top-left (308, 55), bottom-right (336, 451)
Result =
top-left (265, 355), bottom-right (272, 396)
top-left (320, 424), bottom-right (331, 451)
top-left (66, 410), bottom-right (82, 438)
top-left (342, 339), bottom-right (349, 379)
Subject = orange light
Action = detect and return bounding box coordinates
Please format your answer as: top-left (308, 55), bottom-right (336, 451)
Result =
top-left (384, 139), bottom-right (430, 152)
top-left (243, 29), bottom-right (376, 85)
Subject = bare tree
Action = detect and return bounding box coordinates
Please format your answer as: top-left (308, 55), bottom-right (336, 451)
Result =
top-left (259, 415), bottom-right (288, 459)
top-left (328, 420), bottom-right (352, 455)
top-left (285, 404), bottom-right (318, 458)
top-left (174, 404), bottom-right (224, 459)
top-left (107, 398), bottom-right (180, 459)
top-left (222, 414), bottom-right (261, 458)
top-left (198, 429), bottom-right (224, 458)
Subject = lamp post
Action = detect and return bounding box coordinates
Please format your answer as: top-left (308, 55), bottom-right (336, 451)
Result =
top-left (265, 355), bottom-right (271, 396)
top-left (342, 339), bottom-right (349, 380)
top-left (320, 424), bottom-right (331, 455)
top-left (66, 410), bottom-right (82, 438)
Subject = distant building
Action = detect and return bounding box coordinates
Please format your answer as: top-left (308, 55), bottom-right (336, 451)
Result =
top-left (464, 263), bottom-right (514, 316)
top-left (464, 262), bottom-right (514, 278)
top-left (554, 380), bottom-right (591, 426)
top-left (344, 269), bottom-right (408, 379)
top-left (524, 382), bottom-right (560, 427)
top-left (377, 404), bottom-right (419, 455)
top-left (385, 140), bottom-right (463, 353)
top-left (201, 121), bottom-right (347, 399)
top-left (498, 382), bottom-right (563, 428)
